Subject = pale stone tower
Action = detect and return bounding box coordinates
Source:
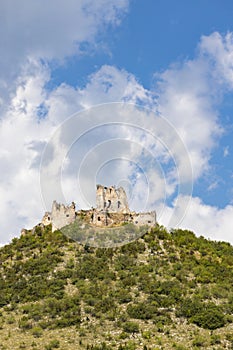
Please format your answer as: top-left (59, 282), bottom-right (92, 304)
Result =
top-left (42, 201), bottom-right (76, 232)
top-left (96, 185), bottom-right (129, 213)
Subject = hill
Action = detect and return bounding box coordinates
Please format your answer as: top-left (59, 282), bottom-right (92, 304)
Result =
top-left (0, 225), bottom-right (233, 349)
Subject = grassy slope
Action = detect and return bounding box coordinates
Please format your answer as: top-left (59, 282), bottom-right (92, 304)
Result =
top-left (0, 224), bottom-right (233, 350)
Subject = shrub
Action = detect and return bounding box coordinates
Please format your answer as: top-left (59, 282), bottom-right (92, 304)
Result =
top-left (118, 341), bottom-right (137, 350)
top-left (192, 335), bottom-right (206, 347)
top-left (191, 307), bottom-right (225, 330)
top-left (45, 339), bottom-right (60, 349)
top-left (177, 298), bottom-right (225, 330)
top-left (127, 302), bottom-right (157, 320)
top-left (210, 334), bottom-right (221, 345)
top-left (176, 298), bottom-right (202, 318)
top-left (18, 316), bottom-right (32, 330)
top-left (115, 289), bottom-right (132, 304)
top-left (123, 321), bottom-right (139, 333)
top-left (6, 315), bottom-right (15, 324)
top-left (31, 326), bottom-right (43, 338)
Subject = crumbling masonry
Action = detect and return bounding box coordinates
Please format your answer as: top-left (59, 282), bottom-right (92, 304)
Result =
top-left (41, 185), bottom-right (156, 232)
top-left (42, 201), bottom-right (76, 232)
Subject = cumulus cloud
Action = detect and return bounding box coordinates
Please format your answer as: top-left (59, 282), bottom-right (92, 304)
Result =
top-left (156, 32), bottom-right (233, 184)
top-left (0, 0), bottom-right (129, 243)
top-left (157, 55), bottom-right (220, 180)
top-left (153, 31), bottom-right (233, 242)
top-left (0, 0), bottom-right (129, 114)
top-left (0, 0), bottom-right (128, 64)
top-left (1, 27), bottom-right (233, 245)
top-left (160, 196), bottom-right (233, 244)
top-left (0, 60), bottom-right (191, 244)
top-left (199, 32), bottom-right (233, 88)
top-left (0, 63), bottom-right (162, 244)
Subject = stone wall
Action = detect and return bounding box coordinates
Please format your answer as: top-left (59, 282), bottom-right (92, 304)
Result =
top-left (132, 211), bottom-right (156, 227)
top-left (42, 201), bottom-right (76, 232)
top-left (90, 209), bottom-right (156, 228)
top-left (92, 210), bottom-right (111, 227)
top-left (96, 185), bottom-right (129, 213)
top-left (40, 185), bottom-right (156, 232)
top-left (41, 212), bottom-right (51, 226)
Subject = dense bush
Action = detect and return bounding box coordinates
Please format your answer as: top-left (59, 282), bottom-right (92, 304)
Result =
top-left (127, 302), bottom-right (158, 320)
top-left (122, 321), bottom-right (139, 333)
top-left (177, 298), bottom-right (226, 330)
top-left (20, 296), bottom-right (81, 330)
top-left (191, 306), bottom-right (225, 330)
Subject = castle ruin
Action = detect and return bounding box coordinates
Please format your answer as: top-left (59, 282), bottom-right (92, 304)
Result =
top-left (96, 185), bottom-right (129, 213)
top-left (41, 185), bottom-right (156, 232)
top-left (42, 201), bottom-right (76, 232)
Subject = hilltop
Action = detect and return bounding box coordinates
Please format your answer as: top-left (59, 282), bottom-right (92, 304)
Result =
top-left (0, 224), bottom-right (233, 349)
top-left (40, 185), bottom-right (156, 234)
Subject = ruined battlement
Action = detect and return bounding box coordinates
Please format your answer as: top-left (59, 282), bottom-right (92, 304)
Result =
top-left (96, 184), bottom-right (129, 213)
top-left (42, 200), bottom-right (76, 232)
top-left (41, 185), bottom-right (156, 232)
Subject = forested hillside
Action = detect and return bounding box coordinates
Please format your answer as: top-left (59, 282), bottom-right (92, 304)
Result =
top-left (0, 225), bottom-right (233, 349)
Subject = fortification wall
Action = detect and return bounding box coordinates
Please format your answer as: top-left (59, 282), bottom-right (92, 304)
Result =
top-left (96, 185), bottom-right (129, 213)
top-left (90, 209), bottom-right (156, 228)
top-left (132, 211), bottom-right (156, 227)
top-left (40, 185), bottom-right (156, 232)
top-left (51, 201), bottom-right (76, 232)
top-left (42, 201), bottom-right (76, 232)
top-left (41, 212), bottom-right (51, 226)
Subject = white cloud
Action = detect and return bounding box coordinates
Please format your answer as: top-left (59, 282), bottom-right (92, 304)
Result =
top-left (0, 0), bottom-right (128, 64)
top-left (0, 61), bottom-right (191, 244)
top-left (79, 65), bottom-right (156, 107)
top-left (0, 0), bottom-right (129, 114)
top-left (0, 0), bottom-right (128, 244)
top-left (156, 52), bottom-right (222, 181)
top-left (154, 33), bottom-right (233, 184)
top-left (207, 181), bottom-right (219, 191)
top-left (1, 28), bottom-right (233, 246)
top-left (0, 63), bottom-right (161, 244)
top-left (160, 196), bottom-right (233, 244)
top-left (199, 32), bottom-right (233, 88)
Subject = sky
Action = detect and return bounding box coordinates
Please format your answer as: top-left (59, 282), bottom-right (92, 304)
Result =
top-left (1, 0), bottom-right (233, 245)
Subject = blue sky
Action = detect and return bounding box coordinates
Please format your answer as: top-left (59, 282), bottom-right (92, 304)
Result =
top-left (50, 1), bottom-right (233, 88)
top-left (1, 0), bottom-right (233, 245)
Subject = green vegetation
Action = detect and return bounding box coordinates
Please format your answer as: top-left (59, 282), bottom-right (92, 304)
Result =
top-left (45, 339), bottom-right (60, 349)
top-left (0, 224), bottom-right (233, 349)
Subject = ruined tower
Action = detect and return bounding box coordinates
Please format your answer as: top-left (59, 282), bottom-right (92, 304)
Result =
top-left (40, 184), bottom-right (156, 231)
top-left (42, 201), bottom-right (76, 232)
top-left (96, 185), bottom-right (129, 213)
